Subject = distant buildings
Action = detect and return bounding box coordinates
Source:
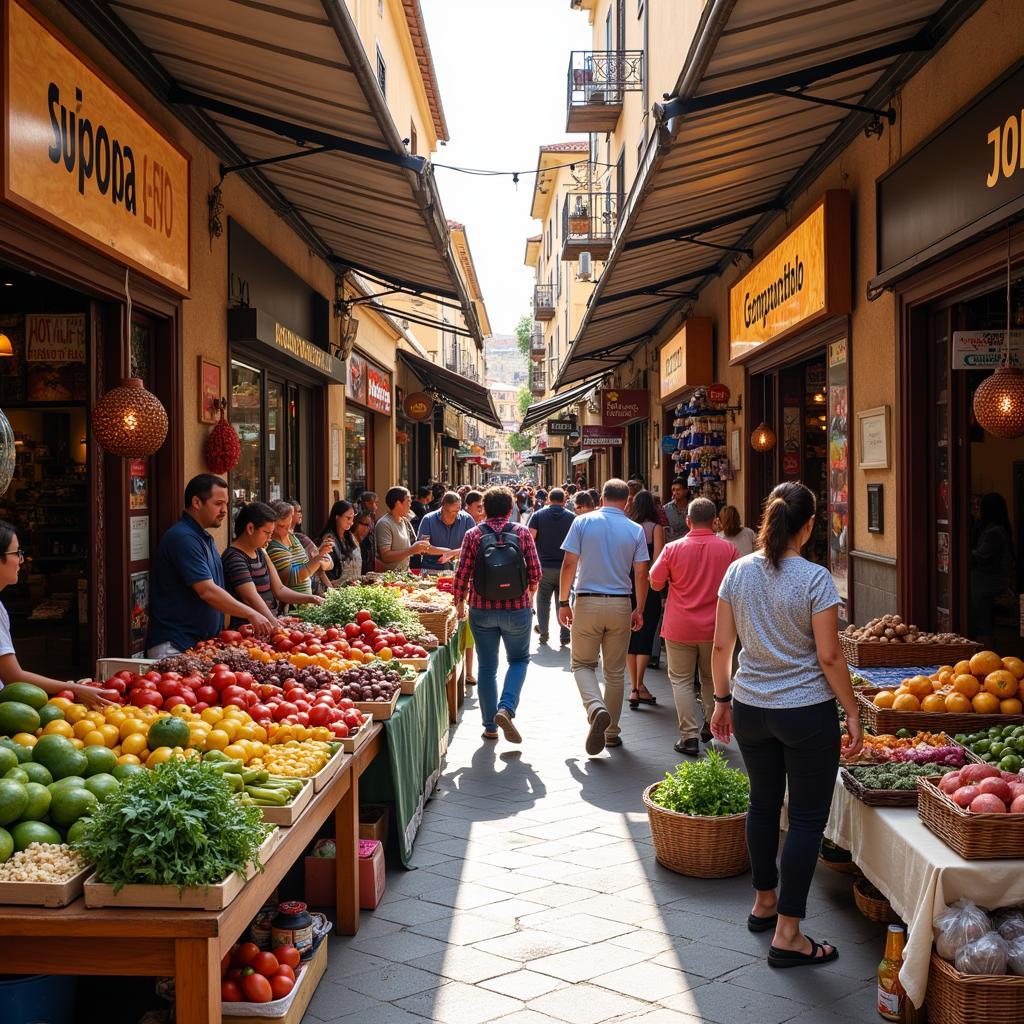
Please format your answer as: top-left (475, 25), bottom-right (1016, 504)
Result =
top-left (484, 334), bottom-right (528, 387)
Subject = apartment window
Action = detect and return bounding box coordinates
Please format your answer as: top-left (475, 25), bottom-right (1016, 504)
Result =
top-left (616, 150), bottom-right (625, 217)
top-left (556, 259), bottom-right (562, 300)
top-left (375, 45), bottom-right (387, 97)
top-left (409, 121), bottom-right (418, 156)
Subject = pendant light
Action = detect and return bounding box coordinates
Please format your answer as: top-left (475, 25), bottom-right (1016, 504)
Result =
top-left (93, 271), bottom-right (169, 458)
top-left (0, 408), bottom-right (14, 495)
top-left (974, 226), bottom-right (1024, 439)
top-left (751, 375), bottom-right (776, 452)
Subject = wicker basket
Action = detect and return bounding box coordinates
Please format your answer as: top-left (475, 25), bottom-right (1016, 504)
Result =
top-left (852, 877), bottom-right (901, 924)
top-left (927, 951), bottom-right (1024, 1024)
top-left (642, 783), bottom-right (749, 878)
top-left (857, 689), bottom-right (1023, 735)
top-left (417, 608), bottom-right (456, 642)
top-left (840, 767), bottom-right (932, 808)
top-left (840, 633), bottom-right (978, 667)
top-left (917, 777), bottom-right (1024, 859)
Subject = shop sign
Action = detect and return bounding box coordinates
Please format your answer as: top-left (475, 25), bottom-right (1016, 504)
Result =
top-left (729, 191), bottom-right (850, 362)
top-left (547, 417), bottom-right (577, 435)
top-left (876, 61), bottom-right (1024, 285)
top-left (708, 383), bottom-right (730, 405)
top-left (3, 1), bottom-right (190, 293)
top-left (952, 330), bottom-right (1024, 369)
top-left (582, 424), bottom-right (624, 447)
top-left (659, 319), bottom-right (712, 400)
top-left (661, 435), bottom-right (678, 454)
top-left (783, 452), bottom-right (800, 476)
top-left (25, 314), bottom-right (85, 363)
top-left (365, 363), bottom-right (393, 415)
top-left (443, 405), bottom-right (459, 436)
top-left (273, 323), bottom-right (341, 379)
top-left (601, 389), bottom-right (649, 426)
top-left (347, 352), bottom-right (367, 405)
top-left (403, 391), bottom-right (433, 420)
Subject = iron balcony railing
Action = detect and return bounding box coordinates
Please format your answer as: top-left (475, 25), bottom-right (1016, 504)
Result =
top-left (566, 50), bottom-right (643, 131)
top-left (533, 283), bottom-right (555, 320)
top-left (561, 189), bottom-right (617, 258)
top-left (530, 366), bottom-right (546, 396)
top-left (531, 325), bottom-right (546, 362)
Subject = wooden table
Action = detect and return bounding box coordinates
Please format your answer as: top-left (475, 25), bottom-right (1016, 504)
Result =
top-left (0, 725), bottom-right (384, 1024)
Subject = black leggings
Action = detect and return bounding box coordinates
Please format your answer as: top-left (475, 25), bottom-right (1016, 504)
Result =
top-left (733, 699), bottom-right (841, 919)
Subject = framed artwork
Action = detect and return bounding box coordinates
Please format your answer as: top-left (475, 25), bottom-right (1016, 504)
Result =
top-left (857, 405), bottom-right (890, 470)
top-left (730, 428), bottom-right (741, 472)
top-left (198, 356), bottom-right (222, 423)
top-left (330, 424), bottom-right (342, 481)
top-left (867, 483), bottom-right (884, 533)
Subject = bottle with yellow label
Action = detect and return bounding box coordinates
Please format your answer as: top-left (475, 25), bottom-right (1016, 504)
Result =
top-left (877, 923), bottom-right (906, 1021)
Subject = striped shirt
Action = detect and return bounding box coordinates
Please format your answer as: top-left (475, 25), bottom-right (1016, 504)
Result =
top-left (453, 517), bottom-right (542, 610)
top-left (222, 546), bottom-right (278, 627)
top-left (267, 533), bottom-right (312, 595)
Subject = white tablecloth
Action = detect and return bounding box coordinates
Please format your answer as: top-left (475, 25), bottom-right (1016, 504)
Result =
top-left (825, 776), bottom-right (1024, 1008)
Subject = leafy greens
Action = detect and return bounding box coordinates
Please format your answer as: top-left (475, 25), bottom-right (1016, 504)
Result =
top-left (295, 584), bottom-right (417, 629)
top-left (652, 750), bottom-right (750, 817)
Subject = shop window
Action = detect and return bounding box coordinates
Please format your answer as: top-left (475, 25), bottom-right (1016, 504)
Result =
top-left (345, 410), bottom-right (369, 502)
top-left (376, 45), bottom-right (387, 97)
top-left (230, 360), bottom-right (262, 510)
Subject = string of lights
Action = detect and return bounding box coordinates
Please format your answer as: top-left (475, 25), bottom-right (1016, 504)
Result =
top-left (431, 157), bottom-right (621, 185)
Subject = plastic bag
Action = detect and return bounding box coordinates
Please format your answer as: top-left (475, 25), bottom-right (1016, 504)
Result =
top-left (992, 907), bottom-right (1024, 942)
top-left (1007, 936), bottom-right (1024, 976)
top-left (955, 932), bottom-right (1008, 976)
top-left (934, 899), bottom-right (992, 961)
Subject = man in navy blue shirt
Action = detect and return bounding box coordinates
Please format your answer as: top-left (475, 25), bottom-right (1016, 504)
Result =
top-left (529, 488), bottom-right (575, 646)
top-left (146, 475), bottom-right (274, 657)
top-left (417, 492), bottom-right (474, 573)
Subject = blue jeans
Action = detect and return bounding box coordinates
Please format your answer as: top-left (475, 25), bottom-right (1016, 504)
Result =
top-left (468, 607), bottom-right (532, 730)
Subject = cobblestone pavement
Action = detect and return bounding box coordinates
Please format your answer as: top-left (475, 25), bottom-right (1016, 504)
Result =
top-left (305, 637), bottom-right (885, 1024)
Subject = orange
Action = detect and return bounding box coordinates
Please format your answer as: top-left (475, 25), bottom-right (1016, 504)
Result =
top-left (906, 675), bottom-right (934, 697)
top-left (1002, 656), bottom-right (1024, 680)
top-left (146, 746), bottom-right (174, 768)
top-left (1000, 698), bottom-right (1023, 716)
top-left (972, 692), bottom-right (1001, 714)
top-left (953, 674), bottom-right (981, 698)
top-left (98, 724), bottom-right (120, 747)
top-left (921, 693), bottom-right (947, 713)
top-left (121, 732), bottom-right (148, 756)
top-left (11, 732), bottom-right (37, 747)
top-left (873, 690), bottom-right (896, 709)
top-left (222, 743), bottom-right (248, 762)
top-left (43, 720), bottom-right (76, 739)
top-left (205, 729), bottom-right (230, 751)
top-left (970, 650), bottom-right (1003, 678)
top-left (893, 693), bottom-right (921, 712)
top-left (984, 670), bottom-right (1019, 699)
top-left (70, 738), bottom-right (85, 749)
top-left (64, 704), bottom-right (87, 725)
top-left (937, 665), bottom-right (955, 677)
top-left (46, 697), bottom-right (72, 711)
top-left (81, 730), bottom-right (106, 748)
top-left (116, 753), bottom-right (141, 765)
top-left (944, 693), bottom-right (972, 713)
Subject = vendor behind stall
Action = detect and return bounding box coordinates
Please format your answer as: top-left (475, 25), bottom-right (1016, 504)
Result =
top-left (417, 492), bottom-right (474, 573)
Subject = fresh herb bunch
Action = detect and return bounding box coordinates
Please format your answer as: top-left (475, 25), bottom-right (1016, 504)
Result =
top-left (296, 585), bottom-right (417, 629)
top-left (72, 758), bottom-right (273, 893)
top-left (849, 762), bottom-right (956, 791)
top-left (652, 750), bottom-right (749, 817)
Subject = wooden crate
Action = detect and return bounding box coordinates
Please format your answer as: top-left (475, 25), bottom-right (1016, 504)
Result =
top-left (257, 780), bottom-right (313, 827)
top-left (0, 863), bottom-right (91, 907)
top-left (223, 934), bottom-right (328, 1022)
top-left (398, 657), bottom-right (429, 671)
top-left (354, 688), bottom-right (400, 721)
top-left (400, 671), bottom-right (424, 696)
top-left (83, 828), bottom-right (280, 910)
top-left (340, 714), bottom-right (375, 754)
top-left (312, 749), bottom-right (346, 792)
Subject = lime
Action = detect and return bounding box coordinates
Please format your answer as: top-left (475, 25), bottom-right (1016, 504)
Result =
top-left (65, 818), bottom-right (89, 845)
top-left (0, 779), bottom-right (28, 826)
top-left (0, 683), bottom-right (48, 710)
top-left (36, 704), bottom-right (65, 728)
top-left (999, 754), bottom-right (1023, 773)
top-left (0, 746), bottom-right (18, 777)
top-left (83, 773), bottom-right (119, 802)
top-left (0, 739), bottom-right (31, 764)
top-left (11, 820), bottom-right (60, 851)
top-left (0, 826), bottom-right (11, 862)
top-left (111, 763), bottom-right (146, 782)
top-left (991, 742), bottom-right (1007, 758)
top-left (32, 735), bottom-right (87, 780)
top-left (50, 787), bottom-right (97, 829)
top-left (975, 740), bottom-right (992, 754)
top-left (81, 745), bottom-right (117, 777)
top-left (19, 762), bottom-right (52, 786)
top-left (18, 782), bottom-right (51, 822)
top-left (3, 767), bottom-right (29, 784)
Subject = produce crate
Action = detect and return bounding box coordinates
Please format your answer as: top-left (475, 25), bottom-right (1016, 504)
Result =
top-left (400, 672), bottom-right (423, 696)
top-left (340, 714), bottom-right (375, 754)
top-left (839, 634), bottom-right (978, 667)
top-left (398, 657), bottom-right (429, 671)
top-left (917, 777), bottom-right (1024, 859)
top-left (312, 748), bottom-right (347, 792)
top-left (95, 656), bottom-right (155, 678)
top-left (256, 779), bottom-right (313, 827)
top-left (222, 933), bottom-right (328, 1022)
top-left (856, 688), bottom-right (1024, 735)
top-left (927, 949), bottom-right (1024, 1024)
top-left (0, 862), bottom-right (91, 907)
top-left (840, 766), bottom-right (939, 808)
top-left (83, 828), bottom-right (280, 910)
top-left (354, 688), bottom-right (400, 721)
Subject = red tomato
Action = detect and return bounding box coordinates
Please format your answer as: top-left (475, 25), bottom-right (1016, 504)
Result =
top-left (178, 689), bottom-right (198, 706)
top-left (193, 702), bottom-right (210, 713)
top-left (273, 946), bottom-right (301, 970)
top-left (221, 980), bottom-right (244, 1003)
top-left (393, 633), bottom-right (406, 646)
top-left (308, 704), bottom-right (332, 727)
top-left (354, 610), bottom-right (371, 623)
top-left (221, 948), bottom-right (235, 977)
top-left (339, 698), bottom-right (354, 710)
top-left (116, 670), bottom-right (134, 682)
top-left (293, 699), bottom-right (310, 712)
top-left (288, 630), bottom-right (305, 644)
top-left (242, 973), bottom-right (274, 1003)
top-left (162, 696), bottom-right (188, 711)
top-left (130, 689), bottom-right (163, 709)
top-left (219, 629), bottom-right (242, 645)
top-left (324, 628), bottom-right (340, 641)
top-left (104, 677), bottom-right (127, 695)
top-left (284, 689), bottom-right (306, 704)
top-left (232, 942), bottom-right (260, 967)
top-left (273, 702), bottom-right (298, 722)
top-left (157, 680), bottom-right (183, 699)
top-left (269, 974), bottom-right (294, 1000)
top-left (274, 965), bottom-right (296, 984)
top-left (210, 670), bottom-right (237, 693)
top-left (330, 721), bottom-right (350, 738)
top-left (274, 638), bottom-right (293, 652)
top-left (144, 670), bottom-right (162, 683)
top-left (343, 709), bottom-right (362, 728)
top-left (223, 696), bottom-right (248, 710)
top-left (344, 623), bottom-right (361, 640)
top-left (251, 951), bottom-right (280, 977)
top-left (294, 712), bottom-right (309, 726)
top-left (360, 620), bottom-right (377, 636)
top-left (235, 672), bottom-right (255, 690)
top-left (221, 685), bottom-right (248, 704)
top-left (244, 691), bottom-right (258, 707)
top-left (195, 685), bottom-right (218, 704)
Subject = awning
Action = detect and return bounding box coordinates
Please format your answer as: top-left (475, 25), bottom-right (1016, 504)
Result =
top-left (571, 449), bottom-right (594, 465)
top-left (556, 0), bottom-right (981, 387)
top-left (520, 376), bottom-right (602, 430)
top-left (90, 2), bottom-right (482, 338)
top-left (397, 351), bottom-right (502, 430)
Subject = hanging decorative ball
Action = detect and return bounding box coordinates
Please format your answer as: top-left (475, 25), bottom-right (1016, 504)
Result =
top-left (205, 403), bottom-right (241, 475)
top-left (0, 409), bottom-right (15, 495)
top-left (973, 367), bottom-right (1024, 439)
top-left (751, 421), bottom-right (777, 452)
top-left (93, 377), bottom-right (168, 458)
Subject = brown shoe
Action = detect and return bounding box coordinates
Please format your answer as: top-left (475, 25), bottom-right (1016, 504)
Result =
top-left (586, 708), bottom-right (611, 755)
top-left (495, 709), bottom-right (522, 744)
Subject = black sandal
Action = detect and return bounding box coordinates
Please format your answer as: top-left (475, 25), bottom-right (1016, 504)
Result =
top-left (747, 913), bottom-right (778, 933)
top-left (628, 690), bottom-right (640, 710)
top-left (768, 937), bottom-right (838, 969)
top-left (637, 689), bottom-right (658, 706)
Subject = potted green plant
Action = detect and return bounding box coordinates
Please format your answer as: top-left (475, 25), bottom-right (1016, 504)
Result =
top-left (568, 199), bottom-right (590, 235)
top-left (643, 750), bottom-right (750, 878)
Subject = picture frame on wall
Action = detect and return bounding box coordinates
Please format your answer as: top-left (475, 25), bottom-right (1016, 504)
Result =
top-left (867, 483), bottom-right (884, 533)
top-left (857, 405), bottom-right (890, 470)
top-left (730, 427), bottom-right (741, 472)
top-left (330, 424), bottom-right (341, 481)
top-left (198, 356), bottom-right (222, 424)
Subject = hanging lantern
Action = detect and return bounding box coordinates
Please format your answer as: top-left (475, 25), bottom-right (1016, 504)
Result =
top-left (0, 409), bottom-right (15, 495)
top-left (751, 422), bottom-right (776, 452)
top-left (93, 377), bottom-right (168, 458)
top-left (974, 367), bottom-right (1024, 439)
top-left (205, 400), bottom-right (241, 474)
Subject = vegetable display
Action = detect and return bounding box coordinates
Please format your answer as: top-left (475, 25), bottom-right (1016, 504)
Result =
top-left (956, 723), bottom-right (1024, 773)
top-left (652, 750), bottom-right (749, 817)
top-left (295, 586), bottom-right (416, 630)
top-left (848, 762), bottom-right (957, 790)
top-left (845, 731), bottom-right (966, 765)
top-left (0, 842), bottom-right (87, 882)
top-left (935, 762), bottom-right (1024, 813)
top-left (843, 615), bottom-right (973, 646)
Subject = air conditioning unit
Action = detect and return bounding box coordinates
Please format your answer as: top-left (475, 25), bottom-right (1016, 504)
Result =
top-left (577, 251), bottom-right (593, 281)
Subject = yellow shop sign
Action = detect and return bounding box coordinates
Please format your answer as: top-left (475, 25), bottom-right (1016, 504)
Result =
top-left (3, 0), bottom-right (190, 292)
top-left (729, 191), bottom-right (850, 362)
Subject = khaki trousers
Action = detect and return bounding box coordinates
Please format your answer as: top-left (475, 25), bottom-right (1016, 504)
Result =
top-left (666, 639), bottom-right (715, 740)
top-left (570, 595), bottom-right (633, 739)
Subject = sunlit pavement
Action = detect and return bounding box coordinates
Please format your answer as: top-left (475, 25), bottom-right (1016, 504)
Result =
top-left (305, 640), bottom-right (885, 1024)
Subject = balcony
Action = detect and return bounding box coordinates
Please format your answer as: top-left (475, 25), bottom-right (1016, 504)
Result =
top-left (530, 326), bottom-right (546, 363)
top-left (533, 283), bottom-right (555, 321)
top-left (566, 50), bottom-right (643, 133)
top-left (561, 189), bottom-right (616, 260)
top-left (530, 366), bottom-right (546, 397)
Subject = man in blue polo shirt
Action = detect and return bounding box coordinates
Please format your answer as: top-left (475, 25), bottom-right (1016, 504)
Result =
top-left (529, 488), bottom-right (575, 647)
top-left (416, 492), bottom-right (474, 573)
top-left (146, 474), bottom-right (275, 658)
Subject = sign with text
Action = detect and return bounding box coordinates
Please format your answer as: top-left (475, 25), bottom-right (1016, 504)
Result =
top-left (347, 352), bottom-right (367, 405)
top-left (729, 191), bottom-right (850, 362)
top-left (25, 314), bottom-right (85, 363)
top-left (402, 390), bottom-right (433, 420)
top-left (659, 318), bottom-right (712, 400)
top-left (582, 424), bottom-right (624, 447)
top-left (601, 389), bottom-right (649, 426)
top-left (952, 330), bottom-right (1024, 369)
top-left (4, 1), bottom-right (190, 292)
top-left (547, 417), bottom-right (577, 435)
top-left (365, 362), bottom-right (393, 415)
top-left (273, 323), bottom-right (343, 380)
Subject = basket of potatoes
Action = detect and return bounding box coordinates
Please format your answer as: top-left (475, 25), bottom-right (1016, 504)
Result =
top-left (839, 615), bottom-right (979, 667)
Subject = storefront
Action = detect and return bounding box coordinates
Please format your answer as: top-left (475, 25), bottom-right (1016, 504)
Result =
top-left (400, 388), bottom-right (435, 490)
top-left (600, 388), bottom-right (649, 484)
top-left (344, 351), bottom-right (393, 503)
top-left (730, 191), bottom-right (852, 621)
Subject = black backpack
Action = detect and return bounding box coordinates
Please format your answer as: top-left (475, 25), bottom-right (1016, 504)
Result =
top-left (473, 524), bottom-right (528, 601)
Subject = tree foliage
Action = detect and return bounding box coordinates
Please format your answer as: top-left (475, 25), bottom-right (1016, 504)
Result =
top-left (514, 314), bottom-right (533, 359)
top-left (517, 385), bottom-right (533, 419)
top-left (508, 432), bottom-right (533, 453)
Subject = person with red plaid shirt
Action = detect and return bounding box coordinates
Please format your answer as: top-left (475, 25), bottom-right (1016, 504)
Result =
top-left (454, 486), bottom-right (542, 743)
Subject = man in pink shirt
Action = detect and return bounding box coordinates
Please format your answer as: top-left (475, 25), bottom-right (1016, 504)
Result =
top-left (649, 497), bottom-right (739, 756)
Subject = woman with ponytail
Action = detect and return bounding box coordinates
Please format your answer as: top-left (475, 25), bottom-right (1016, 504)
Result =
top-left (710, 481), bottom-right (862, 969)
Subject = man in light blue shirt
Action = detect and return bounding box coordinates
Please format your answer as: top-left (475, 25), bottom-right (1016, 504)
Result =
top-left (416, 492), bottom-right (474, 573)
top-left (558, 479), bottom-right (649, 755)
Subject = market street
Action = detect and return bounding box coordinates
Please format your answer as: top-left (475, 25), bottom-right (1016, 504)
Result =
top-left (306, 642), bottom-right (887, 1024)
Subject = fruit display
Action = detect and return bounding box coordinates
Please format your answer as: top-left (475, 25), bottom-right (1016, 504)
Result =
top-left (847, 762), bottom-right (959, 790)
top-left (201, 751), bottom-right (309, 807)
top-left (0, 842), bottom-right (87, 882)
top-left (870, 651), bottom-right (1024, 715)
top-left (843, 616), bottom-right (974, 646)
top-left (222, 940), bottom-right (302, 1003)
top-left (934, 762), bottom-right (1024, 814)
top-left (956, 723), bottom-right (1024, 773)
top-left (247, 740), bottom-right (336, 779)
top-left (844, 732), bottom-right (968, 767)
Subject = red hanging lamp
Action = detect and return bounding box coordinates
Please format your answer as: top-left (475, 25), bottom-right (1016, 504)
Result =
top-left (205, 398), bottom-right (241, 474)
